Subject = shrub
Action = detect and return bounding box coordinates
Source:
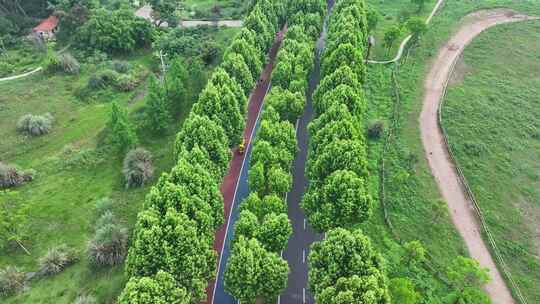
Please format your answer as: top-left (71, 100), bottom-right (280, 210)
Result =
top-left (115, 74), bottom-right (137, 92)
top-left (95, 197), bottom-right (114, 216)
top-left (0, 162), bottom-right (33, 189)
top-left (368, 119), bottom-right (385, 139)
top-left (122, 148), bottom-right (154, 188)
top-left (87, 221), bottom-right (128, 267)
top-left (16, 113), bottom-right (54, 136)
top-left (87, 69), bottom-right (120, 90)
top-left (96, 211), bottom-right (115, 228)
top-left (38, 244), bottom-right (78, 276)
top-left (74, 295), bottom-right (97, 304)
top-left (113, 61), bottom-right (130, 73)
top-left (0, 266), bottom-right (25, 296)
top-left (58, 53), bottom-right (80, 74)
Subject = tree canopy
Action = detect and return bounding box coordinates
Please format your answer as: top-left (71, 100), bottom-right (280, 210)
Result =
top-left (224, 237), bottom-right (289, 303)
top-left (309, 228), bottom-right (390, 303)
top-left (302, 170), bottom-right (373, 231)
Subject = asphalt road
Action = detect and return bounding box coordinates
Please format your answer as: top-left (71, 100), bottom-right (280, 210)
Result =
top-left (207, 28), bottom-right (286, 304)
top-left (280, 2), bottom-right (333, 302)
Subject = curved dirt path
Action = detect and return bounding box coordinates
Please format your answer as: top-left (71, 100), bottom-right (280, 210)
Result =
top-left (367, 0), bottom-right (444, 64)
top-left (420, 9), bottom-right (538, 304)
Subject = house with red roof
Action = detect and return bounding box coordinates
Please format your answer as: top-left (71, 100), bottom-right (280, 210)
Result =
top-left (33, 16), bottom-right (59, 40)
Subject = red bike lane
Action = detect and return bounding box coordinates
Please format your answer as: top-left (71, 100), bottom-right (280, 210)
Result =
top-left (204, 27), bottom-right (286, 304)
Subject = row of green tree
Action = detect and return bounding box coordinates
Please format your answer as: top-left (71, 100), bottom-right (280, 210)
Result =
top-left (222, 1), bottom-right (327, 303)
top-left (301, 0), bottom-right (392, 302)
top-left (117, 1), bottom-right (289, 303)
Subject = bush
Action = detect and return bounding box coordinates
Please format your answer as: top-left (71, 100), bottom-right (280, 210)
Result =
top-left (58, 53), bottom-right (80, 74)
top-left (0, 162), bottom-right (33, 189)
top-left (368, 119), bottom-right (385, 139)
top-left (95, 197), bottom-right (114, 216)
top-left (16, 113), bottom-right (54, 136)
top-left (38, 244), bottom-right (78, 276)
top-left (74, 295), bottom-right (97, 304)
top-left (115, 74), bottom-right (138, 92)
top-left (87, 221), bottom-right (128, 267)
top-left (113, 60), bottom-right (131, 73)
top-left (96, 211), bottom-right (115, 228)
top-left (0, 266), bottom-right (25, 296)
top-left (122, 148), bottom-right (154, 189)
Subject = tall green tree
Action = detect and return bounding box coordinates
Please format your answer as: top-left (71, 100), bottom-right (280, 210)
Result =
top-left (222, 53), bottom-right (254, 96)
top-left (224, 237), bottom-right (289, 303)
top-left (265, 87), bottom-right (305, 123)
top-left (302, 170), bottom-right (372, 231)
top-left (108, 102), bottom-right (137, 153)
top-left (406, 17), bottom-right (428, 42)
top-left (225, 38), bottom-right (263, 81)
top-left (308, 228), bottom-right (390, 303)
top-left (148, 0), bottom-right (182, 27)
top-left (174, 114), bottom-right (230, 176)
top-left (125, 208), bottom-right (216, 303)
top-left (119, 271), bottom-right (190, 304)
top-left (384, 25), bottom-right (401, 54)
top-left (166, 57), bottom-right (188, 112)
top-left (445, 256), bottom-right (491, 304)
top-left (145, 74), bottom-right (170, 133)
top-left (239, 193), bottom-right (287, 220)
top-left (389, 278), bottom-right (421, 304)
top-left (308, 139), bottom-right (368, 182)
top-left (322, 43), bottom-right (365, 81)
top-left (192, 83), bottom-right (244, 147)
top-left (76, 8), bottom-right (152, 53)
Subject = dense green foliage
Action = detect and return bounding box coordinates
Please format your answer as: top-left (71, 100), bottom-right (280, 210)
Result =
top-left (122, 1), bottom-right (292, 302)
top-left (224, 237), bottom-right (289, 303)
top-left (119, 271), bottom-right (189, 304)
top-left (309, 228), bottom-right (390, 303)
top-left (300, 0), bottom-right (393, 301)
top-left (76, 8), bottom-right (153, 53)
top-left (108, 102), bottom-right (138, 153)
top-left (224, 0), bottom-right (328, 302)
top-left (144, 74), bottom-right (170, 133)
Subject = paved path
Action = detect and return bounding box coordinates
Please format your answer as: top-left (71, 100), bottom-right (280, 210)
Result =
top-left (367, 0), bottom-right (444, 64)
top-left (280, 1), bottom-right (334, 303)
top-left (135, 5), bottom-right (242, 28)
top-left (204, 28), bottom-right (286, 304)
top-left (420, 9), bottom-right (537, 304)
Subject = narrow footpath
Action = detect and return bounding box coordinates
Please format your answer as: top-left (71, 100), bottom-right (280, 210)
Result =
top-left (280, 1), bottom-right (334, 303)
top-left (204, 28), bottom-right (286, 304)
top-left (420, 9), bottom-right (537, 304)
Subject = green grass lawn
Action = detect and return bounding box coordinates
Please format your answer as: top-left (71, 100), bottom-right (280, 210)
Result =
top-left (0, 25), bottom-right (238, 302)
top-left (442, 21), bottom-right (540, 302)
top-left (376, 0), bottom-right (540, 301)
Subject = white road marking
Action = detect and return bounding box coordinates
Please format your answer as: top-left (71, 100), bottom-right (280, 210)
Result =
top-left (303, 288), bottom-right (306, 303)
top-left (302, 249), bottom-right (305, 264)
top-left (303, 218), bottom-right (306, 230)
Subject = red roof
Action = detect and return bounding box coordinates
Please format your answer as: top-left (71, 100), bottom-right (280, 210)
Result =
top-left (33, 16), bottom-right (59, 32)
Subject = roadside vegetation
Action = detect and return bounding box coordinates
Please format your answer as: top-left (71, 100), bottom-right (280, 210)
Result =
top-left (0, 1), bottom-right (239, 303)
top-left (364, 0), bottom-right (540, 302)
top-left (442, 21), bottom-right (540, 301)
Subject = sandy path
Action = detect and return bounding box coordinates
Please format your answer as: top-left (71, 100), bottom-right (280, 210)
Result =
top-left (420, 9), bottom-right (537, 304)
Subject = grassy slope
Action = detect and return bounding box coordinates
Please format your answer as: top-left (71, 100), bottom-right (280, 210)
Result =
top-left (442, 21), bottom-right (540, 301)
top-left (366, 0), bottom-right (540, 301)
top-left (0, 26), bottom-right (239, 303)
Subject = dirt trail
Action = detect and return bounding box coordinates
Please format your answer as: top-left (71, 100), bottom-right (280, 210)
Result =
top-left (420, 9), bottom-right (537, 304)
